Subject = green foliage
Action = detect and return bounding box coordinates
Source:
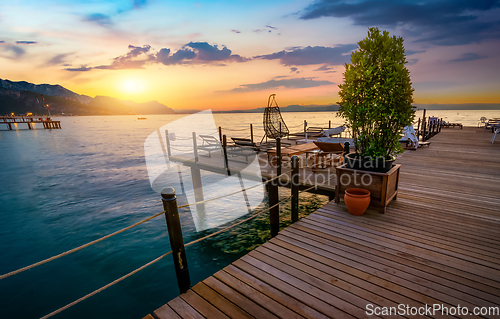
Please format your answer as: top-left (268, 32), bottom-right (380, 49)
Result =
top-left (206, 192), bottom-right (328, 254)
top-left (338, 27), bottom-right (415, 158)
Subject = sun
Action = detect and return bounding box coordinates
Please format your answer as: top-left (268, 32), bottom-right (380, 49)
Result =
top-left (121, 78), bottom-right (145, 94)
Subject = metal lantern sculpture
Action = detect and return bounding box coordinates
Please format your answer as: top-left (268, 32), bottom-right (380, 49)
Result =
top-left (262, 94), bottom-right (289, 142)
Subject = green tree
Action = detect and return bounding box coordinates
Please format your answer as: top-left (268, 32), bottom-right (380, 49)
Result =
top-left (338, 27), bottom-right (415, 158)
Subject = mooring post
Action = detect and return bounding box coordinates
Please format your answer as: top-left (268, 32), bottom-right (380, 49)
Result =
top-left (291, 156), bottom-right (299, 223)
top-left (165, 130), bottom-right (171, 157)
top-left (422, 109), bottom-right (427, 141)
top-left (329, 120), bottom-right (331, 129)
top-left (222, 135), bottom-right (230, 176)
top-left (218, 126), bottom-right (222, 143)
top-left (276, 137), bottom-right (282, 177)
top-left (192, 132), bottom-right (198, 162)
top-left (267, 180), bottom-right (279, 237)
top-left (161, 187), bottom-right (191, 294)
top-left (439, 118), bottom-right (443, 132)
top-left (250, 124), bottom-right (254, 144)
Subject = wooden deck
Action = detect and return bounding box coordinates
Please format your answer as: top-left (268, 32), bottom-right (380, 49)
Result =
top-left (150, 127), bottom-right (500, 319)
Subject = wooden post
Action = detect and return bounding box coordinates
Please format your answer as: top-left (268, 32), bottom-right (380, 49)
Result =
top-left (250, 124), bottom-right (254, 144)
top-left (422, 109), bottom-right (427, 141)
top-left (192, 132), bottom-right (198, 162)
top-left (329, 120), bottom-right (331, 129)
top-left (291, 156), bottom-right (299, 223)
top-left (267, 181), bottom-right (279, 237)
top-left (222, 135), bottom-right (230, 176)
top-left (276, 137), bottom-right (281, 177)
top-left (161, 187), bottom-right (191, 294)
top-left (417, 118), bottom-right (421, 139)
top-left (165, 130), bottom-right (171, 157)
top-left (218, 126), bottom-right (222, 143)
top-left (439, 118), bottom-right (443, 133)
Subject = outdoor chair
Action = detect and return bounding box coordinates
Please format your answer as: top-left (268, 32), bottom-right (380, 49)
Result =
top-left (226, 137), bottom-right (259, 163)
top-left (198, 135), bottom-right (222, 157)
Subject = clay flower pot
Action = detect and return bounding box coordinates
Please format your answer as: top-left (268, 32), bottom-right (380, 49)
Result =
top-left (344, 188), bottom-right (371, 215)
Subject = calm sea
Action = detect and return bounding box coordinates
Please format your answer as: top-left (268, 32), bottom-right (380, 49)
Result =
top-left (0, 110), bottom-right (498, 319)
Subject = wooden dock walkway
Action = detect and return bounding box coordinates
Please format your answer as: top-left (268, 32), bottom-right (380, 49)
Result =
top-left (149, 127), bottom-right (500, 319)
top-left (0, 116), bottom-right (61, 130)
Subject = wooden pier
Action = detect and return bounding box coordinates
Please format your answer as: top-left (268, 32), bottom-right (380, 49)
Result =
top-left (0, 116), bottom-right (61, 130)
top-left (148, 126), bottom-right (500, 319)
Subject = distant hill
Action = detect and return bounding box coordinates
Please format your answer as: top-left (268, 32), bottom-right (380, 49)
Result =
top-left (213, 104), bottom-right (340, 113)
top-left (0, 78), bottom-right (175, 116)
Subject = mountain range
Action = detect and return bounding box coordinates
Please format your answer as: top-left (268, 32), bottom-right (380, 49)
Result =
top-left (1, 78), bottom-right (498, 116)
top-left (0, 78), bottom-right (175, 116)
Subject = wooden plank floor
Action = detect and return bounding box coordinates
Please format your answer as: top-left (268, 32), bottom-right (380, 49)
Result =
top-left (151, 127), bottom-right (500, 319)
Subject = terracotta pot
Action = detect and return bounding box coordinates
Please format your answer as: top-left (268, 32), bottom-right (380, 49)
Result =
top-left (344, 188), bottom-right (371, 215)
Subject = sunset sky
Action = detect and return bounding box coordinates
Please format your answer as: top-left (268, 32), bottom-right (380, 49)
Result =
top-left (1, 0), bottom-right (499, 111)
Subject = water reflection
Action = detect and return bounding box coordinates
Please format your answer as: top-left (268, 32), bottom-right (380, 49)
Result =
top-left (145, 110), bottom-right (265, 232)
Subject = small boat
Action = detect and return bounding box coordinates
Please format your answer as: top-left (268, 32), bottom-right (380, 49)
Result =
top-left (138, 117), bottom-right (147, 120)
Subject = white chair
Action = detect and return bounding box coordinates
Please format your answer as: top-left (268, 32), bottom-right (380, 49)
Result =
top-left (400, 126), bottom-right (419, 149)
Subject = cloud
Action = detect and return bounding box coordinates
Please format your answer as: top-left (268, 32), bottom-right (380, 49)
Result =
top-left (253, 25), bottom-right (279, 33)
top-left (231, 30), bottom-right (241, 34)
top-left (65, 65), bottom-right (92, 72)
top-left (406, 50), bottom-right (426, 55)
top-left (290, 67), bottom-right (298, 73)
top-left (84, 13), bottom-right (113, 27)
top-left (299, 0), bottom-right (500, 46)
top-left (47, 53), bottom-right (72, 65)
top-left (407, 58), bottom-right (419, 65)
top-left (314, 64), bottom-right (334, 71)
top-left (0, 44), bottom-right (25, 57)
top-left (156, 42), bottom-right (249, 65)
top-left (156, 48), bottom-right (196, 65)
top-left (16, 41), bottom-right (37, 44)
top-left (95, 45), bottom-right (154, 69)
top-left (448, 53), bottom-right (487, 63)
top-left (66, 42), bottom-right (249, 71)
top-left (228, 77), bottom-right (334, 92)
top-left (0, 41), bottom-right (4, 43)
top-left (255, 44), bottom-right (356, 66)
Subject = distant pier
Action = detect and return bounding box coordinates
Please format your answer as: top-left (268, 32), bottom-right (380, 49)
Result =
top-left (0, 116), bottom-right (61, 130)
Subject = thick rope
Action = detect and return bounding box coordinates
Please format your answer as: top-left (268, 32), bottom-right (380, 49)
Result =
top-left (1, 175), bottom-right (283, 280)
top-left (39, 251), bottom-right (173, 319)
top-left (39, 194), bottom-right (293, 319)
top-left (0, 210), bottom-right (166, 280)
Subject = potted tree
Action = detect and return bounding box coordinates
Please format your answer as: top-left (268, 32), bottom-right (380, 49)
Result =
top-left (335, 27), bottom-right (415, 213)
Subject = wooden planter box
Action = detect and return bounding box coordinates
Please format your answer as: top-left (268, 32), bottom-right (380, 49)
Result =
top-left (335, 164), bottom-right (401, 213)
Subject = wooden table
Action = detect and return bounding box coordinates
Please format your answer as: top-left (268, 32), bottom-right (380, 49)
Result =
top-left (267, 143), bottom-right (319, 167)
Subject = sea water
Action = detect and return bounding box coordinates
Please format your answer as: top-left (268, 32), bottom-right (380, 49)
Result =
top-left (0, 110), bottom-right (498, 318)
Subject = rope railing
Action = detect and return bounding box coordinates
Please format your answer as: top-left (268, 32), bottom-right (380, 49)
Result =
top-left (220, 127), bottom-right (249, 132)
top-left (39, 194), bottom-right (293, 319)
top-left (0, 210), bottom-right (167, 280)
top-left (0, 174), bottom-right (284, 280)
